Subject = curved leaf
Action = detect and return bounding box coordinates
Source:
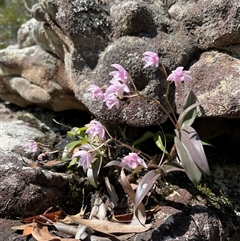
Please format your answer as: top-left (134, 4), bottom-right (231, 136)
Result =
top-left (68, 157), bottom-right (78, 167)
top-left (177, 126), bottom-right (210, 175)
top-left (177, 101), bottom-right (226, 128)
top-left (62, 140), bottom-right (88, 161)
top-left (153, 131), bottom-right (169, 154)
top-left (120, 169), bottom-right (146, 226)
top-left (161, 162), bottom-right (184, 173)
top-left (104, 160), bottom-right (122, 168)
top-left (87, 156), bottom-right (102, 188)
top-left (181, 90), bottom-right (197, 127)
top-left (67, 126), bottom-right (87, 139)
top-left (132, 131), bottom-right (154, 147)
top-left (174, 136), bottom-right (201, 186)
top-left (135, 170), bottom-right (160, 208)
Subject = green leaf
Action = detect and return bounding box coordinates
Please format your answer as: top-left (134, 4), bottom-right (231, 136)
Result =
top-left (177, 101), bottom-right (226, 128)
top-left (174, 136), bottom-right (201, 186)
top-left (68, 157), bottom-right (78, 167)
top-left (165, 133), bottom-right (175, 142)
top-left (176, 127), bottom-right (210, 175)
top-left (62, 140), bottom-right (87, 161)
top-left (67, 127), bottom-right (87, 139)
top-left (135, 170), bottom-right (160, 208)
top-left (153, 131), bottom-right (169, 154)
top-left (132, 131), bottom-right (154, 147)
top-left (161, 163), bottom-right (184, 173)
top-left (181, 90), bottom-right (197, 127)
top-left (201, 140), bottom-right (214, 147)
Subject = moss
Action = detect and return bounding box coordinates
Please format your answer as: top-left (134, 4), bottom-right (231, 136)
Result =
top-left (197, 183), bottom-right (233, 210)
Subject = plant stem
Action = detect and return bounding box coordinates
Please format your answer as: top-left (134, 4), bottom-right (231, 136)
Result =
top-left (128, 76), bottom-right (177, 128)
top-left (104, 127), bottom-right (153, 161)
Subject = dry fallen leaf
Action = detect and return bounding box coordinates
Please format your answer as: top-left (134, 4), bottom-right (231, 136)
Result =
top-left (67, 215), bottom-right (151, 234)
top-left (31, 222), bottom-right (79, 241)
top-left (112, 205), bottom-right (161, 223)
top-left (22, 210), bottom-right (62, 224)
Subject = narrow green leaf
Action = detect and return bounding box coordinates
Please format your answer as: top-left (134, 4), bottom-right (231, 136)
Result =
top-left (181, 90), bottom-right (197, 127)
top-left (165, 133), bottom-right (175, 142)
top-left (177, 101), bottom-right (226, 128)
top-left (67, 126), bottom-right (87, 139)
top-left (135, 170), bottom-right (160, 208)
top-left (174, 136), bottom-right (201, 186)
top-left (68, 157), bottom-right (78, 167)
top-left (161, 163), bottom-right (184, 173)
top-left (132, 131), bottom-right (154, 147)
top-left (201, 140), bottom-right (214, 147)
top-left (153, 131), bottom-right (169, 154)
top-left (65, 140), bottom-right (83, 151)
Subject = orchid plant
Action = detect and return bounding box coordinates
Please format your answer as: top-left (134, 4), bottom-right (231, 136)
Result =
top-left (27, 51), bottom-right (214, 224)
top-left (60, 51), bottom-right (213, 208)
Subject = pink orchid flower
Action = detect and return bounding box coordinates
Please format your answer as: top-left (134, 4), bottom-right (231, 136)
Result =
top-left (109, 64), bottom-right (128, 84)
top-left (103, 93), bottom-right (120, 109)
top-left (86, 84), bottom-right (104, 100)
top-left (72, 150), bottom-right (93, 172)
top-left (26, 140), bottom-right (38, 152)
top-left (106, 79), bottom-right (130, 99)
top-left (85, 120), bottom-right (105, 139)
top-left (121, 153), bottom-right (147, 169)
top-left (142, 51), bottom-right (159, 68)
top-left (166, 67), bottom-right (193, 87)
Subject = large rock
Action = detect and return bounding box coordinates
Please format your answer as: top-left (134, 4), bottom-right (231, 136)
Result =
top-left (0, 45), bottom-right (84, 111)
top-left (0, 102), bottom-right (71, 218)
top-left (0, 0), bottom-right (240, 126)
top-left (175, 51), bottom-right (240, 118)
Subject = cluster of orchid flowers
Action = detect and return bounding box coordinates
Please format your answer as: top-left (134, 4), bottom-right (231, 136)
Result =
top-left (26, 51), bottom-right (193, 178)
top-left (72, 120), bottom-right (148, 171)
top-left (26, 120), bottom-right (147, 172)
top-left (87, 51), bottom-right (192, 110)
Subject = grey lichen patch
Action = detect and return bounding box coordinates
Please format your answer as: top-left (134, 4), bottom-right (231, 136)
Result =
top-left (10, 77), bottom-right (51, 103)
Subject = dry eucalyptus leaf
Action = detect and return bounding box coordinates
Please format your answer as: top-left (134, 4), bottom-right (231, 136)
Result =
top-left (68, 215), bottom-right (151, 234)
top-left (89, 192), bottom-right (107, 220)
top-left (105, 176), bottom-right (119, 207)
top-left (31, 222), bottom-right (55, 240)
top-left (21, 210), bottom-right (62, 223)
top-left (52, 222), bottom-right (78, 236)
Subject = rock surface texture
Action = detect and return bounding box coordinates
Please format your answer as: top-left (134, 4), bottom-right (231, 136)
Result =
top-left (0, 0), bottom-right (239, 126)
